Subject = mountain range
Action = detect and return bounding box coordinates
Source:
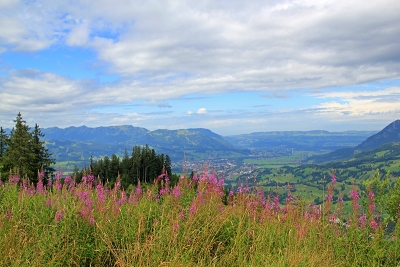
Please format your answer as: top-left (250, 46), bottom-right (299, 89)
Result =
top-left (309, 120), bottom-right (400, 163)
top-left (38, 121), bottom-right (400, 168)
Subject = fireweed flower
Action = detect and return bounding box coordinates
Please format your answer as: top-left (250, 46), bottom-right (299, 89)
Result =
top-left (64, 175), bottom-right (71, 184)
top-left (229, 189), bottom-right (234, 197)
top-left (273, 196), bottom-right (279, 211)
top-left (370, 220), bottom-right (379, 230)
top-left (55, 212), bottom-right (63, 222)
top-left (179, 211), bottom-right (185, 219)
top-left (9, 175), bottom-right (20, 183)
top-left (172, 223), bottom-right (179, 232)
top-left (136, 187), bottom-right (142, 196)
top-left (189, 204), bottom-right (197, 215)
top-left (359, 215), bottom-right (367, 228)
top-left (172, 185), bottom-right (181, 198)
top-left (350, 190), bottom-right (360, 200)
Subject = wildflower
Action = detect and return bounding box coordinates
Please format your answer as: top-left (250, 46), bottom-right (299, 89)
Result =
top-left (45, 200), bottom-right (53, 207)
top-left (229, 189), bottom-right (234, 197)
top-left (179, 211), bottom-right (185, 219)
top-left (36, 179), bottom-right (44, 194)
top-left (160, 188), bottom-right (167, 196)
top-left (84, 199), bottom-right (93, 209)
top-left (189, 204), bottom-right (197, 215)
top-left (6, 211), bottom-right (13, 218)
top-left (55, 212), bottom-right (63, 222)
top-left (350, 189), bottom-right (360, 200)
top-left (136, 187), bottom-right (142, 196)
top-left (370, 220), bottom-right (379, 230)
top-left (10, 175), bottom-right (20, 183)
top-left (359, 215), bottom-right (367, 228)
top-left (172, 223), bottom-right (179, 232)
top-left (273, 195), bottom-right (279, 211)
top-left (329, 216), bottom-right (338, 223)
top-left (87, 174), bottom-right (95, 183)
top-left (172, 185), bottom-right (181, 198)
top-left (89, 217), bottom-right (95, 225)
top-left (64, 175), bottom-right (71, 184)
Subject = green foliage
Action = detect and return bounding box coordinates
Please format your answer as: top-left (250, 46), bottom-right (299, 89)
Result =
top-left (1, 113), bottom-right (55, 181)
top-left (90, 145), bottom-right (172, 188)
top-left (1, 173), bottom-right (400, 266)
top-left (364, 169), bottom-right (400, 224)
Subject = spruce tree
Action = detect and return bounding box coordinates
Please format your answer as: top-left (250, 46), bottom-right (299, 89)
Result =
top-left (0, 126), bottom-right (8, 162)
top-left (32, 123), bottom-right (55, 181)
top-left (3, 113), bottom-right (35, 178)
top-left (2, 113), bottom-right (55, 182)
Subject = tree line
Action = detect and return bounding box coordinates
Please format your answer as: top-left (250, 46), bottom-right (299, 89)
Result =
top-left (0, 113), bottom-right (55, 182)
top-left (83, 145), bottom-right (176, 188)
top-left (1, 113), bottom-right (176, 188)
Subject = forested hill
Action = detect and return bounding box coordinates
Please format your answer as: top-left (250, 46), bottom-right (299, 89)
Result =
top-left (42, 126), bottom-right (250, 163)
top-left (310, 120), bottom-right (400, 163)
top-left (356, 120), bottom-right (400, 151)
top-left (224, 130), bottom-right (376, 151)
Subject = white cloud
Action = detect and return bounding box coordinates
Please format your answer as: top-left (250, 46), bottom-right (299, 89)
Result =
top-left (308, 87), bottom-right (400, 120)
top-left (66, 21), bottom-right (90, 46)
top-left (197, 108), bottom-right (207, 114)
top-left (187, 111), bottom-right (192, 115)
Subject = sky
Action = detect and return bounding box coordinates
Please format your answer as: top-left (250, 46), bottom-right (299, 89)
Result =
top-left (0, 0), bottom-right (400, 136)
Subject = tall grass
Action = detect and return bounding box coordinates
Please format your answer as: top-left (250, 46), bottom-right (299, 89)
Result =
top-left (0, 170), bottom-right (399, 266)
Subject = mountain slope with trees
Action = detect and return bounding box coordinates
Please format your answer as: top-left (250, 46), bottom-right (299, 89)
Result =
top-left (309, 120), bottom-right (400, 163)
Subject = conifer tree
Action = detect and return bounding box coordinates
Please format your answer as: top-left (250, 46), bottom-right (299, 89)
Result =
top-left (0, 126), bottom-right (8, 162)
top-left (2, 113), bottom-right (55, 181)
top-left (3, 113), bottom-right (34, 178)
top-left (32, 123), bottom-right (55, 181)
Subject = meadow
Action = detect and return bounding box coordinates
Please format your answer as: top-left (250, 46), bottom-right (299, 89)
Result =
top-left (1, 169), bottom-right (399, 266)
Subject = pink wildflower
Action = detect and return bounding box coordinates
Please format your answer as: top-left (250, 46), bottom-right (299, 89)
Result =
top-left (359, 215), bottom-right (367, 228)
top-left (229, 189), bottom-right (234, 197)
top-left (350, 189), bottom-right (360, 200)
top-left (55, 212), bottom-right (63, 222)
top-left (189, 204), bottom-right (197, 215)
top-left (179, 211), bottom-right (185, 219)
top-left (172, 185), bottom-right (181, 198)
top-left (370, 220), bottom-right (379, 230)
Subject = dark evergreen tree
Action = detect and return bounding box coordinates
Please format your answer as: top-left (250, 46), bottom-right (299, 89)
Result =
top-left (2, 113), bottom-right (55, 182)
top-left (3, 113), bottom-right (36, 178)
top-left (0, 126), bottom-right (8, 162)
top-left (109, 154), bottom-right (120, 183)
top-left (32, 123), bottom-right (55, 182)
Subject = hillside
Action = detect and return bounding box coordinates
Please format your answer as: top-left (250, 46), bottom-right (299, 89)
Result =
top-left (42, 126), bottom-right (250, 164)
top-left (309, 120), bottom-right (400, 163)
top-left (225, 130), bottom-right (376, 151)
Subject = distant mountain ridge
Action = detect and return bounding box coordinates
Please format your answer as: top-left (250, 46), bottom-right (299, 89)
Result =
top-left (42, 126), bottom-right (250, 163)
top-left (356, 120), bottom-right (400, 151)
top-left (225, 130), bottom-right (376, 151)
top-left (310, 120), bottom-right (400, 163)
